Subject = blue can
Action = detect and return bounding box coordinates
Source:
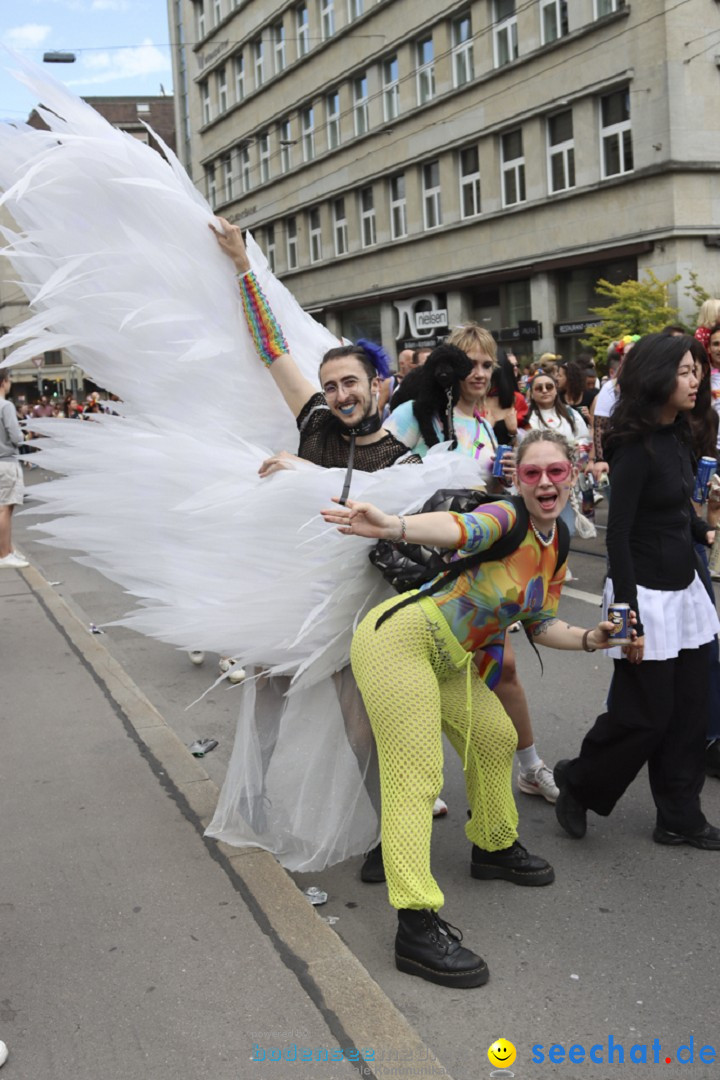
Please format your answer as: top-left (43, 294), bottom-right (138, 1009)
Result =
top-left (607, 602), bottom-right (631, 645)
top-left (693, 456), bottom-right (717, 504)
top-left (492, 444), bottom-right (513, 478)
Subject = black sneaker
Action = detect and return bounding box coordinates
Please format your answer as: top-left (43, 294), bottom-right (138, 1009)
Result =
top-left (395, 909), bottom-right (489, 988)
top-left (653, 823), bottom-right (720, 850)
top-left (470, 841), bottom-right (554, 886)
top-left (360, 842), bottom-right (386, 883)
top-left (553, 759), bottom-right (587, 839)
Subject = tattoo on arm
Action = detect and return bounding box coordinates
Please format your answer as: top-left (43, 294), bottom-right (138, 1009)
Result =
top-left (531, 619), bottom-right (572, 638)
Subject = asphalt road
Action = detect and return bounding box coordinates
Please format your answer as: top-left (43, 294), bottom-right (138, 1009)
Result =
top-left (8, 468), bottom-right (720, 1080)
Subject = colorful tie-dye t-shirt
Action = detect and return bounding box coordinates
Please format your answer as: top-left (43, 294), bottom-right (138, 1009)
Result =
top-left (385, 400), bottom-right (497, 481)
top-left (423, 499), bottom-right (566, 688)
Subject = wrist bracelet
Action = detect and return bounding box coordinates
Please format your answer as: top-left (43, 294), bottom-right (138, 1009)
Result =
top-left (582, 629), bottom-right (596, 653)
top-left (391, 515), bottom-right (407, 542)
top-left (237, 269), bottom-right (289, 368)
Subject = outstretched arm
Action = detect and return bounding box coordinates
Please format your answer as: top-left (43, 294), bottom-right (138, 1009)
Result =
top-left (210, 217), bottom-right (317, 419)
top-left (321, 497), bottom-right (463, 548)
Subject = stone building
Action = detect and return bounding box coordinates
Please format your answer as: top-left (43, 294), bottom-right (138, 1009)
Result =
top-left (168, 0), bottom-right (720, 360)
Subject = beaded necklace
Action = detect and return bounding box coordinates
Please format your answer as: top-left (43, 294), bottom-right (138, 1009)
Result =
top-left (529, 517), bottom-right (556, 548)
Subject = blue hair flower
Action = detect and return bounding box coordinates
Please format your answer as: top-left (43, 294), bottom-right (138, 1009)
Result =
top-left (356, 338), bottom-right (391, 379)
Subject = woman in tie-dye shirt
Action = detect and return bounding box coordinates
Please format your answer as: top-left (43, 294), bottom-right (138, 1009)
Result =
top-left (321, 430), bottom-right (619, 991)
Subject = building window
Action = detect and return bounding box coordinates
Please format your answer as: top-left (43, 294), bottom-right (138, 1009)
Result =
top-left (326, 91), bottom-right (341, 149)
top-left (309, 207), bottom-right (323, 262)
top-left (382, 56), bottom-right (399, 122)
top-left (595, 0), bottom-right (624, 15)
top-left (320, 0), bottom-right (335, 39)
top-left (273, 22), bottom-right (286, 73)
top-left (353, 74), bottom-right (369, 136)
top-left (213, 0), bottom-right (222, 26)
top-left (416, 37), bottom-right (435, 105)
top-left (600, 89), bottom-right (633, 177)
top-left (286, 217), bottom-right (298, 269)
top-left (359, 186), bottom-right (376, 247)
top-left (348, 0), bottom-right (363, 19)
top-left (195, 0), bottom-right (205, 39)
top-left (259, 131), bottom-right (271, 182)
top-left (216, 66), bottom-right (227, 113)
top-left (390, 173), bottom-right (407, 239)
top-left (200, 80), bottom-right (211, 125)
top-left (501, 128), bottom-right (526, 206)
top-left (302, 105), bottom-right (315, 161)
top-left (452, 15), bottom-right (473, 88)
top-left (333, 197), bottom-right (348, 255)
top-left (493, 0), bottom-right (518, 67)
top-left (204, 163), bottom-right (216, 206)
top-left (266, 224), bottom-right (276, 273)
top-left (280, 117), bottom-right (293, 172)
top-left (234, 53), bottom-right (245, 101)
top-left (547, 109), bottom-right (575, 192)
top-left (459, 145), bottom-right (481, 218)
top-left (541, 0), bottom-right (568, 43)
top-left (221, 152), bottom-right (234, 201)
top-left (254, 38), bottom-right (264, 87)
top-left (297, 4), bottom-right (309, 56)
top-left (240, 144), bottom-right (251, 192)
top-left (422, 160), bottom-right (442, 230)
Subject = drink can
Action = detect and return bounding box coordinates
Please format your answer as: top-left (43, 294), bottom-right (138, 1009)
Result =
top-left (607, 602), bottom-right (631, 645)
top-left (693, 456), bottom-right (717, 504)
top-left (492, 444), bottom-right (512, 478)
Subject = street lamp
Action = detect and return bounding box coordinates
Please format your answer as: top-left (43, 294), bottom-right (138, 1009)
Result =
top-left (42, 52), bottom-right (76, 63)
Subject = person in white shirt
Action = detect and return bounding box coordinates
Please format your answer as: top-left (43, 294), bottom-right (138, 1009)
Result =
top-left (0, 373), bottom-right (28, 570)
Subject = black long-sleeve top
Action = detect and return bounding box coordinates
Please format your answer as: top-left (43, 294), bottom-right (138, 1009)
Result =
top-left (606, 423), bottom-right (710, 637)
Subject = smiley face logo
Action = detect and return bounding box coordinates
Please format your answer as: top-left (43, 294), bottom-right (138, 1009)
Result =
top-left (488, 1039), bottom-right (516, 1069)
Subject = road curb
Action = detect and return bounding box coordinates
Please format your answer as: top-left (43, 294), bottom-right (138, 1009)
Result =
top-left (20, 562), bottom-right (455, 1079)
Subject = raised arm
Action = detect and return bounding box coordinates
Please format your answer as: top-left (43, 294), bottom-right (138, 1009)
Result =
top-left (210, 217), bottom-right (317, 419)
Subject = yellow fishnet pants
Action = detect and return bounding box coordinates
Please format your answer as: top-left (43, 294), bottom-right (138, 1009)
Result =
top-left (351, 593), bottom-right (519, 911)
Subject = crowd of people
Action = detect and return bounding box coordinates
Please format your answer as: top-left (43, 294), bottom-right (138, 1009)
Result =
top-left (204, 218), bottom-right (720, 990)
top-left (4, 208), bottom-right (720, 1001)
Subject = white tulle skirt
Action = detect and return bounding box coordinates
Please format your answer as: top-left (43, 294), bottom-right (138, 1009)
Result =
top-left (603, 573), bottom-right (720, 661)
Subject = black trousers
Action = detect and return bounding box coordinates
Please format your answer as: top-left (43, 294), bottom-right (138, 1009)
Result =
top-left (566, 645), bottom-right (710, 834)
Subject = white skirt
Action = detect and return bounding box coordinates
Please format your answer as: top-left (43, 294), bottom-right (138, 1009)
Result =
top-left (603, 573), bottom-right (720, 661)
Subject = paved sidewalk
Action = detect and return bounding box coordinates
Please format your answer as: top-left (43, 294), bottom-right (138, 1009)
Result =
top-left (0, 562), bottom-right (449, 1080)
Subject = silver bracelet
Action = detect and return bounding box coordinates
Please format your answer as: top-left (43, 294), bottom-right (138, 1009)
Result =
top-left (391, 515), bottom-right (407, 542)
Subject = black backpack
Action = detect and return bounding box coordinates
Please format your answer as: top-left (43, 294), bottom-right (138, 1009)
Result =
top-left (369, 490), bottom-right (570, 594)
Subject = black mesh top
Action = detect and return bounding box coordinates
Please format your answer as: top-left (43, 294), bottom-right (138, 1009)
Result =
top-left (296, 393), bottom-right (418, 470)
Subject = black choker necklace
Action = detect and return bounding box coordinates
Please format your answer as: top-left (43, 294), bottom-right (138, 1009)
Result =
top-left (345, 412), bottom-right (383, 437)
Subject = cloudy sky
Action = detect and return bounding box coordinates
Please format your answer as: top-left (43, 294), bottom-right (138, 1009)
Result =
top-left (0, 0), bottom-right (173, 121)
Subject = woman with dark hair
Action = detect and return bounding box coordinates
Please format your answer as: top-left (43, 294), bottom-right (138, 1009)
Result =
top-left (685, 338), bottom-right (720, 778)
top-left (557, 361), bottom-right (592, 417)
top-left (482, 353), bottom-right (528, 444)
top-left (321, 430), bottom-right (620, 987)
top-left (554, 333), bottom-right (720, 848)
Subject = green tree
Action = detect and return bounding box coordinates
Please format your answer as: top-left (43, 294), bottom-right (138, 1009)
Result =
top-left (580, 271), bottom-right (681, 372)
top-left (684, 270), bottom-right (711, 328)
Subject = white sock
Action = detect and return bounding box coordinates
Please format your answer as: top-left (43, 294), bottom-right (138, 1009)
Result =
top-left (516, 744), bottom-right (542, 772)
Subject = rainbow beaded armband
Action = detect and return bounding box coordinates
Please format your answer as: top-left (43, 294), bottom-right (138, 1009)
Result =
top-left (238, 269), bottom-right (289, 368)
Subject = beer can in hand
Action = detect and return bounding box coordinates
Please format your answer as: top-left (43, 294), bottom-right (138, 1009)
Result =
top-left (693, 456), bottom-right (717, 504)
top-left (607, 602), bottom-right (632, 645)
top-left (492, 444), bottom-right (512, 478)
